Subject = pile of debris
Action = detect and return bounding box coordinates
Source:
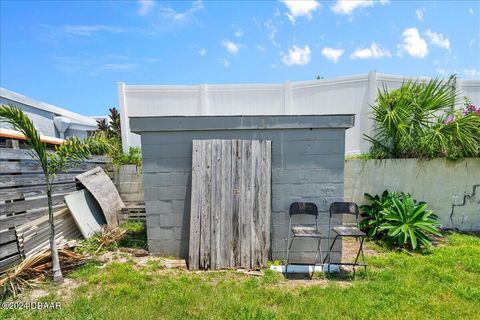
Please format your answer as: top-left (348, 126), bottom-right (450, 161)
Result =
top-left (1, 167), bottom-right (127, 297)
top-left (0, 242), bottom-right (88, 298)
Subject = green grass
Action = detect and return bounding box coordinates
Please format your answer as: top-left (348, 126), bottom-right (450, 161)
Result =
top-left (2, 233), bottom-right (479, 320)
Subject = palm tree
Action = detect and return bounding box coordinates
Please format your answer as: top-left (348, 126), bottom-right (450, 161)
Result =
top-left (365, 77), bottom-right (480, 159)
top-left (0, 105), bottom-right (108, 284)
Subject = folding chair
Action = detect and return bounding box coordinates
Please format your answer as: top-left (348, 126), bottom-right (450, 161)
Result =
top-left (284, 202), bottom-right (323, 276)
top-left (324, 202), bottom-right (368, 278)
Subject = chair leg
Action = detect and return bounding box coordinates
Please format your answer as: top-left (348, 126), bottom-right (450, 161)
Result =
top-left (360, 237), bottom-right (368, 279)
top-left (327, 235), bottom-right (338, 274)
top-left (285, 236), bottom-right (295, 277)
top-left (353, 236), bottom-right (365, 279)
top-left (313, 237), bottom-right (322, 277)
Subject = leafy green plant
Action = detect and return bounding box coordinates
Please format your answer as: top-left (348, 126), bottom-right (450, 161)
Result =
top-left (360, 190), bottom-right (402, 238)
top-left (0, 105), bottom-right (109, 284)
top-left (379, 196), bottom-right (442, 250)
top-left (360, 190), bottom-right (441, 250)
top-left (365, 76), bottom-right (480, 159)
top-left (96, 108), bottom-right (142, 166)
top-left (114, 147), bottom-right (142, 166)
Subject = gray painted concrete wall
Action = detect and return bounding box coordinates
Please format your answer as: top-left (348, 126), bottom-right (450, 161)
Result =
top-left (344, 158), bottom-right (480, 231)
top-left (131, 115), bottom-right (354, 263)
top-left (114, 164), bottom-right (144, 203)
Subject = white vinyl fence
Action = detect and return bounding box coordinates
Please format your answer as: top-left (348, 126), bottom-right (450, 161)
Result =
top-left (118, 71), bottom-right (480, 154)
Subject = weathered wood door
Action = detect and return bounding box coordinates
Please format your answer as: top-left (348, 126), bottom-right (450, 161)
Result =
top-left (189, 139), bottom-right (272, 270)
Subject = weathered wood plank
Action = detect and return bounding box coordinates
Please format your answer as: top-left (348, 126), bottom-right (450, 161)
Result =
top-left (188, 141), bottom-right (202, 270)
top-left (0, 254), bottom-right (21, 271)
top-left (0, 148), bottom-right (109, 163)
top-left (220, 140), bottom-right (232, 268)
top-left (0, 182), bottom-right (77, 202)
top-left (251, 140), bottom-right (260, 268)
top-left (240, 140), bottom-right (252, 268)
top-left (199, 140), bottom-right (211, 269)
top-left (0, 241), bottom-right (20, 259)
top-left (0, 229), bottom-right (17, 245)
top-left (263, 141), bottom-right (272, 265)
top-left (0, 173), bottom-right (77, 188)
top-left (231, 140), bottom-right (241, 267)
top-left (210, 140), bottom-right (222, 269)
top-left (0, 160), bottom-right (104, 174)
top-left (0, 194), bottom-right (66, 214)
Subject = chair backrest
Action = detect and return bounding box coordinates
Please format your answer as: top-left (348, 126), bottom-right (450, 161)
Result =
top-left (289, 202), bottom-right (318, 216)
top-left (329, 202), bottom-right (359, 217)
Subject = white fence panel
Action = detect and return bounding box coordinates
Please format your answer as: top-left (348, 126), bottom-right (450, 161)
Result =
top-left (119, 72), bottom-right (480, 154)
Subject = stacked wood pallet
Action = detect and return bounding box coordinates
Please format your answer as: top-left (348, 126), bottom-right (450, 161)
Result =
top-left (119, 204), bottom-right (146, 223)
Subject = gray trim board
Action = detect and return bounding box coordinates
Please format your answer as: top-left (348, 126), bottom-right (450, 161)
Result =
top-left (130, 115), bottom-right (355, 132)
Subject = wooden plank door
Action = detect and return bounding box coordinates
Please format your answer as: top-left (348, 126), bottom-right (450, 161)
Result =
top-left (189, 139), bottom-right (271, 270)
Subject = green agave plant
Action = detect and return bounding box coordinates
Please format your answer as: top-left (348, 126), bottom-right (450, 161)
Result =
top-left (360, 190), bottom-right (402, 238)
top-left (379, 196), bottom-right (442, 250)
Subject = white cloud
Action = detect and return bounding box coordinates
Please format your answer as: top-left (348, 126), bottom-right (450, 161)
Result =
top-left (264, 20), bottom-right (280, 47)
top-left (350, 42), bottom-right (391, 59)
top-left (223, 60), bottom-right (230, 68)
top-left (138, 0), bottom-right (155, 16)
top-left (256, 44), bottom-right (265, 52)
top-left (331, 0), bottom-right (372, 15)
top-left (435, 68), bottom-right (447, 76)
top-left (398, 28), bottom-right (428, 58)
top-left (281, 0), bottom-right (321, 22)
top-left (464, 68), bottom-right (480, 78)
top-left (415, 8), bottom-right (424, 21)
top-left (234, 29), bottom-right (243, 38)
top-left (198, 48), bottom-right (206, 56)
top-left (282, 45), bottom-right (311, 66)
top-left (469, 8), bottom-right (474, 15)
top-left (321, 47), bottom-right (344, 63)
top-left (222, 39), bottom-right (240, 55)
top-left (62, 25), bottom-right (123, 36)
top-left (159, 0), bottom-right (204, 23)
top-left (425, 30), bottom-right (450, 49)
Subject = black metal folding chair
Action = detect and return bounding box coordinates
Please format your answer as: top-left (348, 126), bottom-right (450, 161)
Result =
top-left (324, 202), bottom-right (368, 278)
top-left (284, 202), bottom-right (323, 276)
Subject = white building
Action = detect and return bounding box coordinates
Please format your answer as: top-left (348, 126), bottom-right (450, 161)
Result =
top-left (1, 87), bottom-right (99, 139)
top-left (118, 71), bottom-right (480, 154)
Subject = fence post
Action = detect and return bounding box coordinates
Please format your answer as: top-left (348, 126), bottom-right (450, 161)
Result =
top-left (117, 82), bottom-right (129, 153)
top-left (200, 84), bottom-right (209, 115)
top-left (360, 71), bottom-right (377, 153)
top-left (284, 81), bottom-right (292, 115)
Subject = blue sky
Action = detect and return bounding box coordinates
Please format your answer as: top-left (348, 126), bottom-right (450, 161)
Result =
top-left (1, 0), bottom-right (479, 116)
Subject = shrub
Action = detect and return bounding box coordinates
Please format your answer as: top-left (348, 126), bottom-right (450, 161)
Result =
top-left (379, 196), bottom-right (442, 250)
top-left (360, 190), bottom-right (402, 238)
top-left (114, 147), bottom-right (142, 166)
top-left (360, 190), bottom-right (442, 250)
top-left (365, 76), bottom-right (480, 160)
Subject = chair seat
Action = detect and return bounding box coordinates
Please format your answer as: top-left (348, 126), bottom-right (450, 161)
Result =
top-left (292, 226), bottom-right (322, 238)
top-left (333, 226), bottom-right (365, 237)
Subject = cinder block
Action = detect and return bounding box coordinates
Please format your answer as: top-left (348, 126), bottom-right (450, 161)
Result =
top-left (160, 213), bottom-right (184, 227)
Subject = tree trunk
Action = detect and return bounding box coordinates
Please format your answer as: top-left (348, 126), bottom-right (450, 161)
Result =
top-left (47, 185), bottom-right (64, 284)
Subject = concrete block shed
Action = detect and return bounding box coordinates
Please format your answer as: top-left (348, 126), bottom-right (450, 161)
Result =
top-left (130, 115), bottom-right (355, 263)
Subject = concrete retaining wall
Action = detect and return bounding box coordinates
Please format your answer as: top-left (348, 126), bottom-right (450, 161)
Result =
top-left (344, 158), bottom-right (480, 231)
